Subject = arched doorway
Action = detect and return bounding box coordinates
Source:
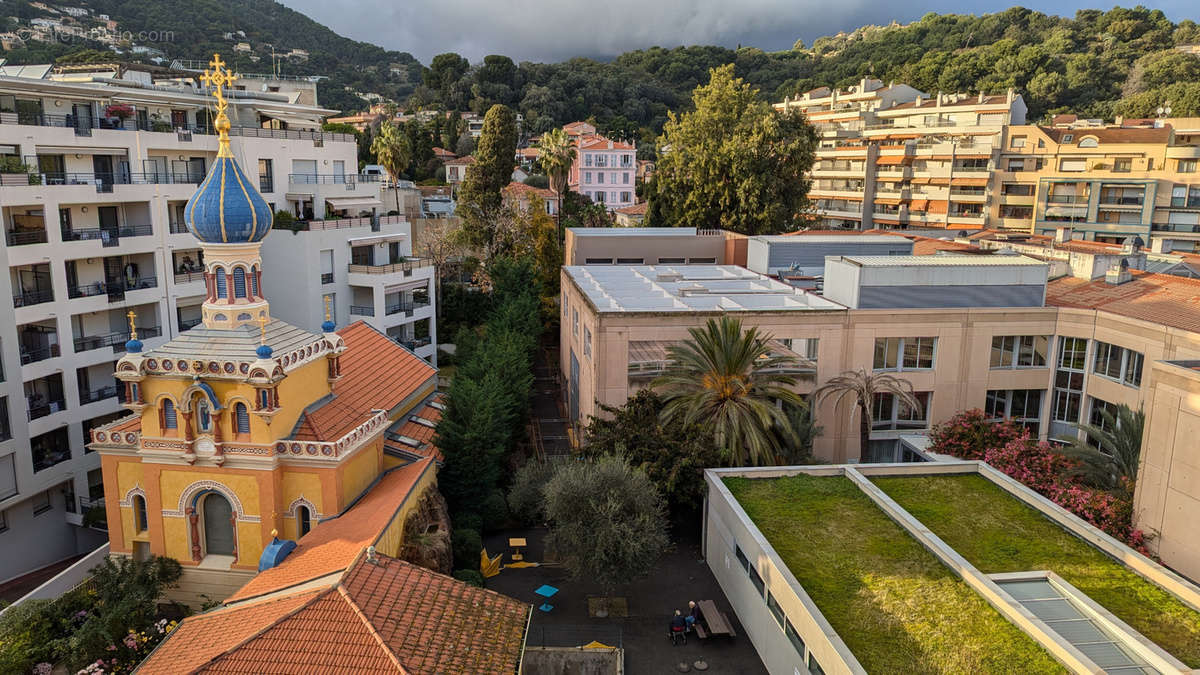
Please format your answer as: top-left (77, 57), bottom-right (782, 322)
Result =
top-left (202, 492), bottom-right (235, 556)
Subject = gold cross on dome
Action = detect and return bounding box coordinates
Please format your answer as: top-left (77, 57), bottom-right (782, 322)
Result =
top-left (126, 310), bottom-right (138, 340)
top-left (199, 53), bottom-right (237, 113)
top-left (258, 315), bottom-right (268, 345)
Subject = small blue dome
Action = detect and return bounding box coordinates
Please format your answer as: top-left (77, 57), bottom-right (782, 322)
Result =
top-left (322, 319), bottom-right (336, 333)
top-left (258, 537), bottom-right (297, 572)
top-left (125, 338), bottom-right (143, 353)
top-left (256, 344), bottom-right (274, 359)
top-left (183, 155), bottom-right (273, 244)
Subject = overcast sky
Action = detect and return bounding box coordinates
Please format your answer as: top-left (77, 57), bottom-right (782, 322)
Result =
top-left (280, 0), bottom-right (1196, 64)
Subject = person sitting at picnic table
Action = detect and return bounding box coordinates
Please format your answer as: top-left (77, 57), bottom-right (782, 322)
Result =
top-left (670, 610), bottom-right (687, 633)
top-left (686, 600), bottom-right (701, 629)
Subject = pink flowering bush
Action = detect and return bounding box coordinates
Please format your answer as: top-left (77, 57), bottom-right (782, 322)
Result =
top-left (933, 411), bottom-right (1152, 556)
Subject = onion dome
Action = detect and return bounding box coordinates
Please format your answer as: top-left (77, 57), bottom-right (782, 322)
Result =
top-left (256, 344), bottom-right (274, 359)
top-left (322, 318), bottom-right (336, 333)
top-left (182, 154), bottom-right (273, 244)
top-left (125, 337), bottom-right (143, 353)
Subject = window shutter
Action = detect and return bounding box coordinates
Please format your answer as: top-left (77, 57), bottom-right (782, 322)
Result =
top-left (233, 268), bottom-right (247, 298)
top-left (216, 268), bottom-right (227, 297)
top-left (236, 403), bottom-right (250, 433)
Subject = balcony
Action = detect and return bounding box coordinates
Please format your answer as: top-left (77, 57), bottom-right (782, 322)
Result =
top-left (5, 228), bottom-right (48, 246)
top-left (20, 343), bottom-right (60, 365)
top-left (1046, 194), bottom-right (1088, 205)
top-left (80, 384), bottom-right (123, 405)
top-left (1098, 197), bottom-right (1144, 207)
top-left (399, 337), bottom-right (433, 351)
top-left (0, 113), bottom-right (352, 143)
top-left (27, 397), bottom-right (67, 421)
top-left (173, 270), bottom-right (205, 285)
top-left (62, 223), bottom-right (154, 244)
top-left (349, 305), bottom-right (375, 317)
top-left (287, 173), bottom-right (383, 186)
top-left (347, 258), bottom-right (432, 276)
top-left (67, 277), bottom-right (158, 301)
top-left (178, 317), bottom-right (203, 331)
top-left (7, 172), bottom-right (204, 191)
top-left (169, 221), bottom-right (190, 234)
top-left (74, 325), bottom-right (162, 353)
top-left (385, 301), bottom-right (414, 316)
top-left (78, 497), bottom-right (106, 530)
top-left (13, 288), bottom-right (54, 308)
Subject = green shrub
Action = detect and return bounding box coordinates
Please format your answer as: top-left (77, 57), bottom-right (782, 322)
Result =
top-left (452, 569), bottom-right (485, 587)
top-left (272, 209), bottom-right (300, 232)
top-left (481, 489), bottom-right (510, 532)
top-left (508, 460), bottom-right (560, 525)
top-left (451, 528), bottom-right (483, 568)
top-left (453, 511), bottom-right (483, 532)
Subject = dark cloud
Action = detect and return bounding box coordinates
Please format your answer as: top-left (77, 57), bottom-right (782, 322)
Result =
top-left (279, 0), bottom-right (1196, 64)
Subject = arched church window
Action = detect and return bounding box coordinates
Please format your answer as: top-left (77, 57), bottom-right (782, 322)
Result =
top-left (250, 266), bottom-right (259, 296)
top-left (297, 505), bottom-right (311, 537)
top-left (233, 267), bottom-right (247, 298)
top-left (258, 389), bottom-right (270, 410)
top-left (133, 495), bottom-right (148, 532)
top-left (215, 267), bottom-right (228, 298)
top-left (235, 403), bottom-right (250, 434)
top-left (162, 399), bottom-right (177, 429)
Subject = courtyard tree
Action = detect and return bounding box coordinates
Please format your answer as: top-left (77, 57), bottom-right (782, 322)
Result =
top-left (543, 455), bottom-right (669, 600)
top-left (813, 369), bottom-right (922, 460)
top-left (646, 64), bottom-right (817, 234)
top-left (652, 316), bottom-right (805, 466)
top-left (1055, 403), bottom-right (1145, 497)
top-left (370, 120), bottom-right (411, 214)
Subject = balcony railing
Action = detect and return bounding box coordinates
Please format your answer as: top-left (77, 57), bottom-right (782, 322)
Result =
top-left (68, 277), bottom-right (158, 300)
top-left (179, 317), bottom-right (203, 331)
top-left (28, 398), bottom-right (67, 421)
top-left (349, 305), bottom-right (375, 317)
top-left (259, 176), bottom-right (274, 193)
top-left (5, 229), bottom-right (48, 246)
top-left (78, 497), bottom-right (107, 530)
top-left (74, 325), bottom-right (162, 353)
top-left (1047, 195), bottom-right (1087, 205)
top-left (174, 271), bottom-right (205, 285)
top-left (1098, 197), bottom-right (1144, 206)
top-left (62, 223), bottom-right (154, 242)
top-left (0, 113), bottom-right (352, 143)
top-left (80, 384), bottom-right (122, 405)
top-left (385, 301), bottom-right (413, 316)
top-left (952, 165), bottom-right (990, 173)
top-left (13, 289), bottom-right (54, 307)
top-left (399, 337), bottom-right (433, 351)
top-left (20, 344), bottom-right (60, 365)
top-left (347, 258), bottom-right (431, 275)
top-left (287, 173), bottom-right (383, 186)
top-left (1152, 223), bottom-right (1200, 233)
top-left (169, 221), bottom-right (190, 234)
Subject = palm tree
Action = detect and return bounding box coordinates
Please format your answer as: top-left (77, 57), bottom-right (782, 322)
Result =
top-left (371, 120), bottom-right (412, 216)
top-left (813, 369), bottom-right (922, 461)
top-left (536, 127), bottom-right (576, 239)
top-left (1054, 404), bottom-right (1144, 497)
top-left (652, 317), bottom-right (805, 466)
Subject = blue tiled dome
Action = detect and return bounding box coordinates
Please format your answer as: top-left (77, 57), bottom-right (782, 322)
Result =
top-left (183, 155), bottom-right (273, 244)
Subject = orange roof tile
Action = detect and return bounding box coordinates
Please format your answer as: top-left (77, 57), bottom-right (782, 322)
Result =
top-left (577, 134), bottom-right (635, 151)
top-left (291, 322), bottom-right (436, 442)
top-left (1047, 271), bottom-right (1200, 333)
top-left (138, 590), bottom-right (325, 674)
top-left (615, 202), bottom-right (647, 215)
top-left (444, 155), bottom-right (476, 166)
top-left (502, 181), bottom-right (556, 200)
top-left (387, 396), bottom-right (444, 462)
top-left (226, 458), bottom-right (435, 603)
top-left (910, 237), bottom-right (979, 255)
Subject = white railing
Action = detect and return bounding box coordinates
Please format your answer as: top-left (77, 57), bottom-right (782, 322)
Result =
top-left (0, 543), bottom-right (109, 619)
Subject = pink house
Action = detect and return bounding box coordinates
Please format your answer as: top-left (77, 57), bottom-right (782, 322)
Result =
top-left (568, 134), bottom-right (637, 211)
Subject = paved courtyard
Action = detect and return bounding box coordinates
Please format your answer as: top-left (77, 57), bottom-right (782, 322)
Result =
top-left (485, 526), bottom-right (767, 675)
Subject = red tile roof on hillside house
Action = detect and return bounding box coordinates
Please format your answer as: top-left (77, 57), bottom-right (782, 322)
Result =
top-left (225, 457), bottom-right (436, 603)
top-left (614, 202), bottom-right (647, 216)
top-left (443, 155), bottom-right (476, 166)
top-left (502, 181), bottom-right (555, 201)
top-left (1046, 271), bottom-right (1200, 333)
top-left (386, 395), bottom-right (445, 463)
top-left (432, 147), bottom-right (456, 160)
top-left (290, 321), bottom-right (436, 443)
top-left (910, 237), bottom-right (980, 255)
top-left (140, 551), bottom-right (529, 674)
top-left (1041, 126), bottom-right (1171, 144)
top-left (577, 134), bottom-right (635, 151)
top-left (516, 147), bottom-right (541, 159)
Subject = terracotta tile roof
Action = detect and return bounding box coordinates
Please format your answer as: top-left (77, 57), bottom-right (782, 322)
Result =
top-left (387, 395), bottom-right (444, 462)
top-left (431, 147), bottom-right (455, 159)
top-left (1041, 126), bottom-right (1171, 144)
top-left (782, 229), bottom-right (868, 236)
top-left (1046, 271), bottom-right (1200, 333)
top-left (137, 590), bottom-right (325, 674)
top-left (444, 155), bottom-right (476, 166)
top-left (145, 553), bottom-right (530, 674)
top-left (614, 201), bottom-right (647, 215)
top-left (577, 134), bottom-right (635, 151)
top-left (910, 237), bottom-right (979, 255)
top-left (291, 322), bottom-right (436, 442)
top-left (502, 181), bottom-right (555, 200)
top-left (225, 458), bottom-right (435, 603)
top-left (516, 147), bottom-right (541, 159)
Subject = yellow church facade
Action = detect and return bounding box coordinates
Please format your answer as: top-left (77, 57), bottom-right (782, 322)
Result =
top-left (88, 56), bottom-right (444, 600)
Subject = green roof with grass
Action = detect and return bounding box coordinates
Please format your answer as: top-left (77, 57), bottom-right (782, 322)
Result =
top-left (873, 474), bottom-right (1200, 668)
top-left (724, 474), bottom-right (1066, 674)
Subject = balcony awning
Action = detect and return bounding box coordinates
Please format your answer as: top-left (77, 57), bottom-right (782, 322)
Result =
top-left (346, 233), bottom-right (406, 246)
top-left (884, 134), bottom-right (922, 140)
top-left (36, 145), bottom-right (127, 155)
top-left (910, 177), bottom-right (930, 185)
top-left (325, 196), bottom-right (383, 210)
top-left (875, 198), bottom-right (906, 206)
top-left (955, 153), bottom-right (992, 159)
top-left (872, 217), bottom-right (902, 225)
top-left (928, 177), bottom-right (951, 186)
top-left (875, 155), bottom-right (907, 165)
top-left (258, 112), bottom-right (321, 129)
top-left (927, 200), bottom-right (949, 214)
top-left (951, 177), bottom-right (990, 187)
top-left (285, 192), bottom-right (314, 200)
top-left (910, 199), bottom-right (929, 211)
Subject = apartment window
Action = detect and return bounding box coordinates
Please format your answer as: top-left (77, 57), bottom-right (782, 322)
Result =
top-left (0, 510), bottom-right (6, 533)
top-left (595, 192), bottom-right (605, 204)
top-left (597, 172), bottom-right (604, 184)
top-left (0, 453), bottom-right (15, 501)
top-left (784, 618), bottom-right (807, 659)
top-left (1001, 205), bottom-right (1034, 219)
top-left (584, 154), bottom-right (592, 167)
top-left (320, 249), bottom-right (334, 284)
top-left (1112, 158), bottom-right (1132, 173)
top-left (1052, 337), bottom-right (1088, 423)
top-left (615, 257), bottom-right (643, 264)
top-left (235, 402), bottom-right (250, 434)
top-left (873, 337), bottom-right (935, 371)
top-left (748, 561), bottom-right (765, 597)
top-left (584, 171), bottom-right (592, 183)
top-left (1062, 134), bottom-right (1074, 143)
top-left (33, 490), bottom-right (52, 515)
top-left (258, 158), bottom-right (274, 192)
top-left (1010, 136), bottom-right (1027, 149)
top-left (584, 258), bottom-right (613, 264)
top-left (1007, 158), bottom-right (1026, 171)
top-left (583, 326), bottom-right (592, 359)
top-left (1178, 159), bottom-right (1197, 173)
top-left (133, 494), bottom-right (148, 532)
top-left (595, 154), bottom-right (607, 167)
top-left (623, 172), bottom-right (630, 184)
top-left (572, 308), bottom-right (579, 335)
top-left (872, 391), bottom-right (931, 430)
top-left (620, 192), bottom-right (631, 203)
top-left (1059, 158), bottom-right (1087, 172)
top-left (990, 335), bottom-right (1049, 368)
top-left (734, 544), bottom-right (750, 573)
top-left (1089, 397), bottom-right (1120, 432)
top-left (766, 591), bottom-right (786, 629)
top-left (809, 654), bottom-right (826, 675)
top-left (1002, 183), bottom-right (1035, 196)
top-left (985, 389), bottom-right (1044, 433)
top-left (1092, 341), bottom-right (1143, 387)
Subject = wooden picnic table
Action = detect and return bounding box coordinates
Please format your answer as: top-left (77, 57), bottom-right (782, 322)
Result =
top-left (696, 599), bottom-right (736, 639)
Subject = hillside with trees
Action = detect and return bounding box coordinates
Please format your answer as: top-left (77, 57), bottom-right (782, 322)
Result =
top-left (2, 3), bottom-right (1197, 127)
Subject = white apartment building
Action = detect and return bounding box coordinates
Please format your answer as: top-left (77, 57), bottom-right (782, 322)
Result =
top-left (0, 67), bottom-right (433, 584)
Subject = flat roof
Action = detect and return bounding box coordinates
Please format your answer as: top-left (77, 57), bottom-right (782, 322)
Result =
top-left (838, 254), bottom-right (1047, 267)
top-left (564, 265), bottom-right (845, 313)
top-left (567, 227), bottom-right (702, 237)
top-left (751, 234), bottom-right (911, 244)
top-left (716, 465), bottom-right (1200, 672)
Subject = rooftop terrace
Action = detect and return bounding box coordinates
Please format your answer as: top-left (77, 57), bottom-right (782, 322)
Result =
top-left (564, 265), bottom-right (846, 314)
top-left (707, 462), bottom-right (1200, 675)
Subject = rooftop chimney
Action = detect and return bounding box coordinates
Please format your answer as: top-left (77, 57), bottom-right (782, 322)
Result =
top-left (1151, 238), bottom-right (1173, 254)
top-left (1054, 226), bottom-right (1073, 244)
top-left (1006, 87), bottom-right (1014, 104)
top-left (1105, 259), bottom-right (1132, 285)
top-left (978, 91), bottom-right (985, 104)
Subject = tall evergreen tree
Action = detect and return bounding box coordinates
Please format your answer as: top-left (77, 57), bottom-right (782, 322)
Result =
top-left (456, 104), bottom-right (518, 261)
